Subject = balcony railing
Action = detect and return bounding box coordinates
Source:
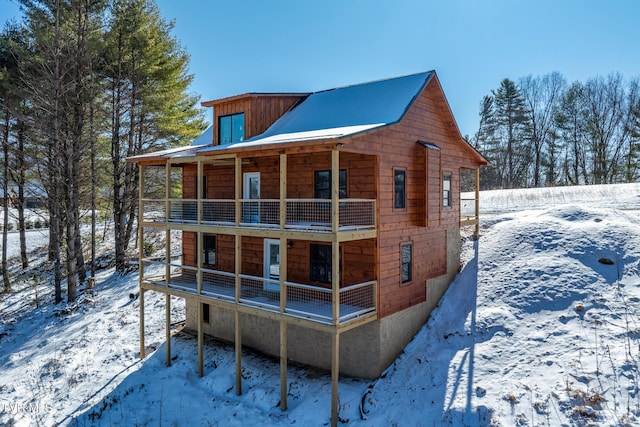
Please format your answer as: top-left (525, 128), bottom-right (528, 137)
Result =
top-left (141, 260), bottom-right (377, 325)
top-left (141, 198), bottom-right (376, 231)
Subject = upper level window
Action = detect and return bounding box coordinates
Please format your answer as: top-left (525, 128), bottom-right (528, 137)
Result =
top-left (394, 169), bottom-right (406, 209)
top-left (219, 113), bottom-right (244, 145)
top-left (314, 170), bottom-right (347, 199)
top-left (443, 173), bottom-right (451, 207)
top-left (202, 234), bottom-right (216, 266)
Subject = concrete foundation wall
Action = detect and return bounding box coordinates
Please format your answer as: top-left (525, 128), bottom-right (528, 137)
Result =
top-left (184, 228), bottom-right (462, 380)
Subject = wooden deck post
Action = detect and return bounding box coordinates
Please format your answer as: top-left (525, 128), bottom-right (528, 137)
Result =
top-left (331, 148), bottom-right (340, 426)
top-left (197, 160), bottom-right (204, 377)
top-left (139, 289), bottom-right (145, 359)
top-left (164, 162), bottom-right (172, 367)
top-left (138, 163), bottom-right (146, 360)
top-left (235, 232), bottom-right (242, 395)
top-left (331, 330), bottom-right (340, 427)
top-left (197, 302), bottom-right (204, 377)
top-left (279, 153), bottom-right (288, 410)
top-left (474, 167), bottom-right (480, 239)
top-left (166, 294), bottom-right (171, 367)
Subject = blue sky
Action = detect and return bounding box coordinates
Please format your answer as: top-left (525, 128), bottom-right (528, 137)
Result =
top-left (1, 0), bottom-right (639, 137)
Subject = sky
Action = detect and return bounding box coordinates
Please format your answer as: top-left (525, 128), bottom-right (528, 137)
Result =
top-left (1, 0), bottom-right (639, 138)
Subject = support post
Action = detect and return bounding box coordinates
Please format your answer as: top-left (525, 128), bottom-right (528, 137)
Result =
top-left (166, 294), bottom-right (171, 367)
top-left (474, 167), bottom-right (480, 239)
top-left (235, 156), bottom-right (241, 226)
top-left (331, 150), bottom-right (339, 234)
top-left (197, 302), bottom-right (203, 377)
top-left (235, 233), bottom-right (242, 395)
top-left (331, 149), bottom-right (340, 426)
top-left (139, 289), bottom-right (145, 359)
top-left (280, 153), bottom-right (287, 229)
top-left (280, 320), bottom-right (288, 411)
top-left (331, 330), bottom-right (340, 427)
top-left (138, 163), bottom-right (146, 360)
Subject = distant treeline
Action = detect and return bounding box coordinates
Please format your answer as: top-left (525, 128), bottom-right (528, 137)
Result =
top-left (472, 72), bottom-right (640, 190)
top-left (0, 0), bottom-right (207, 301)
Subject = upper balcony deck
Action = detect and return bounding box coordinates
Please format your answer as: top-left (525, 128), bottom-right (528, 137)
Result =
top-left (141, 198), bottom-right (376, 233)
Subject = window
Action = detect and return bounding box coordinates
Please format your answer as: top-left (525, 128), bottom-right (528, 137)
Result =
top-left (310, 244), bottom-right (341, 284)
top-left (202, 303), bottom-right (210, 324)
top-left (401, 243), bottom-right (412, 283)
top-left (443, 173), bottom-right (451, 207)
top-left (394, 169), bottom-right (406, 209)
top-left (218, 113), bottom-right (244, 145)
top-left (202, 234), bottom-right (216, 266)
top-left (314, 170), bottom-right (347, 199)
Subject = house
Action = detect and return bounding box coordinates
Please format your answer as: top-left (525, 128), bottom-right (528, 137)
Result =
top-left (128, 71), bottom-right (488, 425)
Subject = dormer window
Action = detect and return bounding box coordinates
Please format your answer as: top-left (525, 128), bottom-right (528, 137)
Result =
top-left (219, 113), bottom-right (244, 145)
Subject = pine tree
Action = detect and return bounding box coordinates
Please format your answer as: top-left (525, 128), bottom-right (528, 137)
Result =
top-left (104, 0), bottom-right (206, 272)
top-left (491, 78), bottom-right (532, 188)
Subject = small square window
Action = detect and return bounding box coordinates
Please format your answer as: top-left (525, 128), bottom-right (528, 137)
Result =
top-left (443, 173), bottom-right (452, 207)
top-left (394, 169), bottom-right (406, 209)
top-left (401, 243), bottom-right (412, 283)
top-left (218, 113), bottom-right (244, 145)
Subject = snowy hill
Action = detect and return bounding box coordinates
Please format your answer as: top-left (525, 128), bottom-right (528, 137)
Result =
top-left (1, 183), bottom-right (640, 426)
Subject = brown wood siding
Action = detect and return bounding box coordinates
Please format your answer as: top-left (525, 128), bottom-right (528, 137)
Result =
top-left (286, 240), bottom-right (375, 288)
top-left (176, 77), bottom-right (482, 320)
top-left (340, 78), bottom-right (477, 318)
top-left (182, 164), bottom-right (197, 199)
top-left (212, 95), bottom-right (304, 146)
top-left (287, 152), bottom-right (375, 199)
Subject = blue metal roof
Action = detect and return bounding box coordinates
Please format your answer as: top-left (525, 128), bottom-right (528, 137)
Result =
top-left (250, 71), bottom-right (434, 142)
top-left (196, 71), bottom-right (435, 153)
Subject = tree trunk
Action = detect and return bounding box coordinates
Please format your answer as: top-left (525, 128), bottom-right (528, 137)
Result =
top-left (16, 119), bottom-right (27, 268)
top-left (2, 110), bottom-right (11, 292)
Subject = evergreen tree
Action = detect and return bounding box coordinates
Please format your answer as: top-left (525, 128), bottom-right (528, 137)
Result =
top-left (103, 0), bottom-right (206, 272)
top-left (491, 78), bottom-right (532, 188)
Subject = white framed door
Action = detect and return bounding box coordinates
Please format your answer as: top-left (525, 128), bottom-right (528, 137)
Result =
top-left (243, 172), bottom-right (260, 223)
top-left (263, 239), bottom-right (280, 292)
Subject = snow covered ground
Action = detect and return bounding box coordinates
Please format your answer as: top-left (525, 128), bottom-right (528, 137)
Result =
top-left (1, 183), bottom-right (640, 426)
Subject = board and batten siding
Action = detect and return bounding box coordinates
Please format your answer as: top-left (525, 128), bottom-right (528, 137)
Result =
top-left (210, 95), bottom-right (305, 146)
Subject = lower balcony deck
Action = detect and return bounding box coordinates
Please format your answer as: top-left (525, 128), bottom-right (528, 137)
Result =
top-left (142, 265), bottom-right (377, 326)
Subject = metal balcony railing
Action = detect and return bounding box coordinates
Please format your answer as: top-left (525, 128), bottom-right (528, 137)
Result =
top-left (141, 198), bottom-right (376, 231)
top-left (140, 259), bottom-right (377, 325)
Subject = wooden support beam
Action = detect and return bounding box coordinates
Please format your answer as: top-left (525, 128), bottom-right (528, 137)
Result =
top-left (475, 167), bottom-right (480, 239)
top-left (235, 233), bottom-right (242, 395)
top-left (139, 288), bottom-right (145, 359)
top-left (331, 150), bottom-right (339, 234)
top-left (197, 302), bottom-right (204, 377)
top-left (331, 330), bottom-right (340, 427)
top-left (280, 320), bottom-right (288, 411)
top-left (235, 310), bottom-right (242, 396)
top-left (280, 153), bottom-right (287, 230)
top-left (166, 293), bottom-right (171, 367)
top-left (235, 156), bottom-right (241, 226)
top-left (138, 163), bottom-right (146, 360)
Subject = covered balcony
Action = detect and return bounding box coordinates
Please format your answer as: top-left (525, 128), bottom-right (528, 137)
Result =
top-left (141, 198), bottom-right (376, 232)
top-left (141, 258), bottom-right (377, 326)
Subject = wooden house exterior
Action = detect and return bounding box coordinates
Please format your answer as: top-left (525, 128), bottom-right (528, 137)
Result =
top-left (129, 71), bottom-right (488, 425)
